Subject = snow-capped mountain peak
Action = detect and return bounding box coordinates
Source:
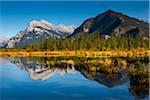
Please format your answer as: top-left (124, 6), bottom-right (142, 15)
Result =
top-left (27, 20), bottom-right (58, 32)
top-left (27, 19), bottom-right (76, 34)
top-left (6, 19), bottom-right (76, 48)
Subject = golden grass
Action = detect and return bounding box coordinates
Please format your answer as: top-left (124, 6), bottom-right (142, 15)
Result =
top-left (0, 50), bottom-right (149, 58)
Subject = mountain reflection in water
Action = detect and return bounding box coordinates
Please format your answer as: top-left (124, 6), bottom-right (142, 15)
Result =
top-left (8, 57), bottom-right (149, 100)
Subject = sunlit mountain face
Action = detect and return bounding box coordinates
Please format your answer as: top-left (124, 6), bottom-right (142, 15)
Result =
top-left (8, 57), bottom-right (149, 100)
top-left (6, 20), bottom-right (76, 48)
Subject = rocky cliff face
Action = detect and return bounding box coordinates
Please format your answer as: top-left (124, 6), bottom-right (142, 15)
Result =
top-left (7, 20), bottom-right (76, 48)
top-left (70, 10), bottom-right (149, 39)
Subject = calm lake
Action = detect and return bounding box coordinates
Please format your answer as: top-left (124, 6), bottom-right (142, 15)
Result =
top-left (0, 57), bottom-right (149, 100)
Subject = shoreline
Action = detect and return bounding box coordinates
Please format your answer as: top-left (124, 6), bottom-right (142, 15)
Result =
top-left (0, 50), bottom-right (149, 58)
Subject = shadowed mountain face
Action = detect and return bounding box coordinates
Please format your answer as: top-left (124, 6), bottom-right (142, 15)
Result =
top-left (70, 10), bottom-right (149, 39)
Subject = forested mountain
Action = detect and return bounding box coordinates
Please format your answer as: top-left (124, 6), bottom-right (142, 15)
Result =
top-left (3, 10), bottom-right (149, 50)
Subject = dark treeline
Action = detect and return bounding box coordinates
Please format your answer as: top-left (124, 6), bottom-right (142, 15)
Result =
top-left (23, 33), bottom-right (149, 51)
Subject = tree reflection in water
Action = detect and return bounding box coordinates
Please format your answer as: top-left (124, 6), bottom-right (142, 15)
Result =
top-left (9, 57), bottom-right (149, 99)
top-left (128, 62), bottom-right (149, 100)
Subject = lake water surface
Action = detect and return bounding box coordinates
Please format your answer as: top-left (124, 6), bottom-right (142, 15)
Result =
top-left (0, 57), bottom-right (149, 100)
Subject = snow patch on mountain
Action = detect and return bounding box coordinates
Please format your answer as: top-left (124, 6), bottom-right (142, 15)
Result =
top-left (57, 24), bottom-right (76, 34)
top-left (27, 19), bottom-right (76, 34)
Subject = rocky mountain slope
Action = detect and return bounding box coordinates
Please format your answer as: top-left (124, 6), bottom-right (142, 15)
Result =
top-left (70, 10), bottom-right (149, 39)
top-left (6, 20), bottom-right (76, 48)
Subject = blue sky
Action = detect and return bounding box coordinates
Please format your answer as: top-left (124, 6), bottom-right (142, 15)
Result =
top-left (0, 1), bottom-right (149, 38)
